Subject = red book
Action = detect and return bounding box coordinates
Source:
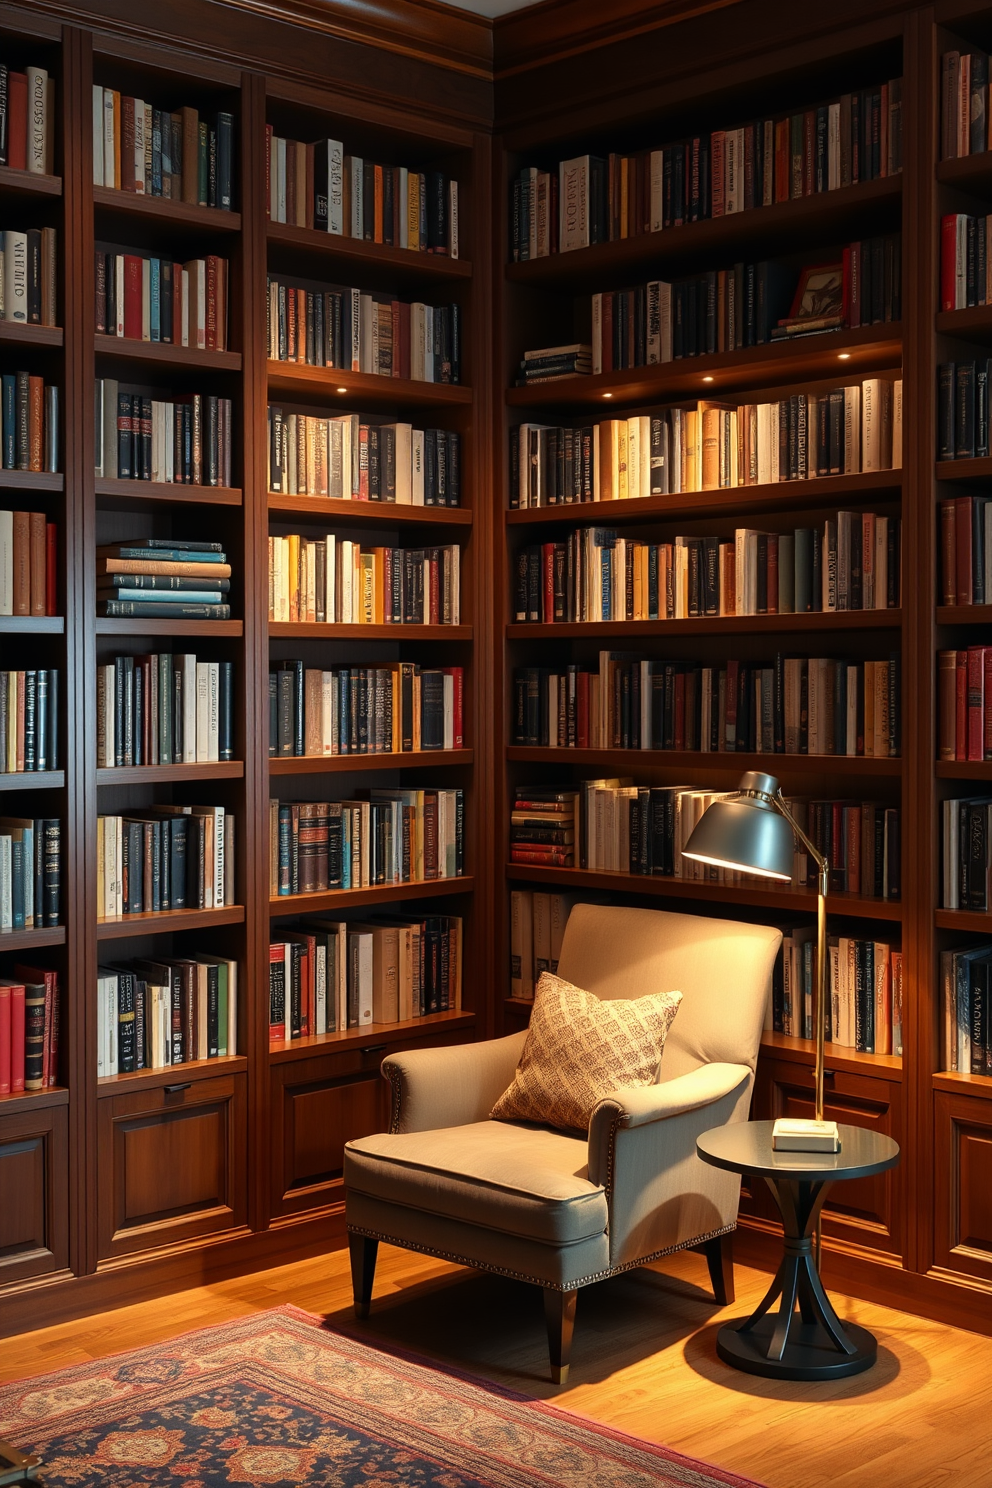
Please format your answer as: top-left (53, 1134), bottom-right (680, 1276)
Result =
top-left (120, 97), bottom-right (136, 193)
top-left (940, 499), bottom-right (957, 604)
top-left (968, 646), bottom-right (986, 761)
top-left (510, 846), bottom-right (573, 866)
top-left (428, 556), bottom-right (439, 624)
top-left (8, 72), bottom-right (27, 171)
top-left (847, 805), bottom-right (860, 896)
top-left (577, 670), bottom-right (589, 748)
top-left (123, 254), bottom-right (142, 339)
top-left (542, 542), bottom-right (555, 623)
top-left (9, 984), bottom-right (25, 1093)
top-left (442, 665), bottom-right (463, 748)
top-left (0, 985), bottom-right (10, 1095)
top-left (802, 110), bottom-right (815, 195)
top-left (956, 648), bottom-right (968, 760)
top-left (46, 522), bottom-right (57, 615)
top-left (941, 214), bottom-right (962, 312)
top-left (955, 495), bottom-right (973, 605)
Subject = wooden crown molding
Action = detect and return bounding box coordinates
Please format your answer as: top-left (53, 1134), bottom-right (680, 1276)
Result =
top-left (492, 0), bottom-right (744, 80)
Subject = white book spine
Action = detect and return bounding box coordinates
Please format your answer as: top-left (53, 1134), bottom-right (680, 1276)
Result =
top-left (25, 67), bottom-right (48, 175)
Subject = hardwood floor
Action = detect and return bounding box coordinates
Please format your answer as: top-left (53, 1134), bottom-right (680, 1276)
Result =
top-left (2, 1244), bottom-right (989, 1487)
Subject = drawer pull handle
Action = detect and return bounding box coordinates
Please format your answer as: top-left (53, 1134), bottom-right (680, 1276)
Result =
top-left (164, 1082), bottom-right (192, 1095)
top-left (815, 1070), bottom-right (836, 1080)
top-left (360, 1044), bottom-right (387, 1057)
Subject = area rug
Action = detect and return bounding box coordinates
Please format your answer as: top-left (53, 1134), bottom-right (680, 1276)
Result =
top-left (0, 1305), bottom-right (764, 1487)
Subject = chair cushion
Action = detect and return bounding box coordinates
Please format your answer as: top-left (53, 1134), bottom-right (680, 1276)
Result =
top-left (345, 1120), bottom-right (607, 1246)
top-left (490, 972), bottom-right (682, 1134)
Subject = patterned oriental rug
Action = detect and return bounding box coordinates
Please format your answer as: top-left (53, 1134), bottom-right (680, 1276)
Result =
top-left (0, 1305), bottom-right (765, 1487)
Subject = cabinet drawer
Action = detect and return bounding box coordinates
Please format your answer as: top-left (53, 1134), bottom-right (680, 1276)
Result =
top-left (97, 1072), bottom-right (247, 1261)
top-left (933, 1091), bottom-right (992, 1286)
top-left (0, 1100), bottom-right (68, 1287)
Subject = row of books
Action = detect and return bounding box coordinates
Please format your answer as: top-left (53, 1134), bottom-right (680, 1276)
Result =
top-left (267, 409), bottom-right (461, 506)
top-left (97, 808), bottom-right (235, 918)
top-left (0, 966), bottom-right (59, 1093)
top-left (268, 535), bottom-right (461, 626)
top-left (513, 515), bottom-right (900, 625)
top-left (92, 90), bottom-right (234, 209)
top-left (96, 954), bottom-right (237, 1076)
top-left (96, 655), bottom-right (234, 769)
top-left (266, 278), bottom-right (461, 384)
top-left (0, 373), bottom-right (58, 473)
top-left (940, 50), bottom-right (990, 160)
top-left (0, 228), bottom-right (56, 325)
top-left (942, 797), bottom-right (992, 911)
top-left (584, 238), bottom-right (899, 374)
top-left (937, 361), bottom-right (991, 461)
top-left (938, 648), bottom-right (992, 763)
top-left (513, 653), bottom-right (901, 759)
top-left (939, 497), bottom-right (992, 607)
top-left (510, 383), bottom-right (903, 508)
top-left (94, 253), bottom-right (229, 349)
top-left (269, 914), bottom-right (462, 1043)
top-left (508, 889), bottom-right (574, 1001)
top-left (97, 540), bottom-right (232, 621)
top-left (0, 817), bottom-right (60, 930)
top-left (773, 932), bottom-right (902, 1054)
top-left (264, 134), bottom-right (458, 257)
top-left (940, 214), bottom-right (992, 311)
top-left (94, 382), bottom-right (234, 488)
top-left (941, 945), bottom-right (992, 1074)
top-left (1, 670), bottom-right (58, 773)
top-left (0, 510), bottom-right (56, 616)
top-left (269, 662), bottom-right (463, 757)
top-left (0, 64), bottom-right (53, 174)
top-left (269, 789), bottom-right (465, 895)
top-left (511, 79), bottom-right (902, 258)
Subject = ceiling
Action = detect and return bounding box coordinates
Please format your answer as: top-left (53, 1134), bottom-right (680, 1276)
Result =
top-left (437, 0), bottom-right (546, 15)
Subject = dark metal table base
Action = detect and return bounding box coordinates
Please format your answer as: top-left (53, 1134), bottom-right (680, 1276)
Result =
top-left (718, 1173), bottom-right (878, 1380)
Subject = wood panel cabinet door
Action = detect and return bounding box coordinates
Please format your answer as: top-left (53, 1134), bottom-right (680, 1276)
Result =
top-left (933, 1091), bottom-right (992, 1286)
top-left (748, 1059), bottom-right (904, 1262)
top-left (96, 1073), bottom-right (247, 1262)
top-left (0, 1102), bottom-right (69, 1288)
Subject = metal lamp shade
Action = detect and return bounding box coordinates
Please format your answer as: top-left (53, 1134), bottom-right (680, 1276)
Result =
top-left (682, 778), bottom-right (794, 881)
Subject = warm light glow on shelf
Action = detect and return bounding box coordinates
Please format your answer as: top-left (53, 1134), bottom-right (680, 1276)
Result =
top-left (703, 375), bottom-right (714, 383)
top-left (603, 392), bottom-right (612, 398)
top-left (337, 386), bottom-right (348, 392)
top-left (838, 353), bottom-right (851, 360)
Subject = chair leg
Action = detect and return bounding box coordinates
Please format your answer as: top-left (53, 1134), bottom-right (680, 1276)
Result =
top-left (543, 1287), bottom-right (577, 1386)
top-left (704, 1231), bottom-right (735, 1307)
top-left (350, 1234), bottom-right (379, 1319)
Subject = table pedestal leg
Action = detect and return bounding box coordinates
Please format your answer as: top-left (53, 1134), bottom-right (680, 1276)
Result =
top-left (715, 1176), bottom-right (879, 1380)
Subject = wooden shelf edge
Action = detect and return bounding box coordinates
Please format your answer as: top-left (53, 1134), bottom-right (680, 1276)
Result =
top-left (97, 1055), bottom-right (248, 1096)
top-left (937, 605), bottom-right (992, 624)
top-left (0, 925), bottom-right (65, 949)
top-left (0, 771), bottom-right (65, 791)
top-left (268, 1008), bottom-right (474, 1062)
top-left (0, 617), bottom-right (64, 634)
top-left (266, 220), bottom-right (472, 279)
top-left (97, 762), bottom-right (244, 784)
top-left (506, 746), bottom-right (901, 774)
top-left (266, 362), bottom-right (472, 405)
top-left (93, 186), bottom-right (242, 232)
top-left (0, 471), bottom-right (63, 492)
top-left (95, 479), bottom-right (243, 506)
top-left (268, 492), bottom-right (471, 524)
top-left (932, 1069), bottom-right (992, 1097)
top-left (507, 610), bottom-right (902, 638)
top-left (936, 759), bottom-right (992, 778)
top-left (270, 876), bottom-right (474, 917)
top-left (0, 323), bottom-right (62, 347)
top-left (269, 749), bottom-right (472, 775)
top-left (0, 1085), bottom-right (69, 1110)
top-left (269, 623), bottom-right (470, 639)
top-left (96, 906), bottom-right (246, 939)
top-left (935, 909), bottom-right (992, 931)
top-left (95, 618), bottom-right (243, 636)
top-left (0, 166), bottom-right (61, 197)
top-left (96, 334), bottom-right (241, 372)
top-left (938, 456), bottom-right (992, 482)
top-left (760, 1030), bottom-right (903, 1079)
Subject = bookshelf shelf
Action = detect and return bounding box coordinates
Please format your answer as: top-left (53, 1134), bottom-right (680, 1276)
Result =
top-left (269, 875), bottom-right (475, 918)
top-left (935, 305), bottom-right (992, 343)
top-left (266, 220), bottom-right (472, 282)
top-left (760, 1030), bottom-right (903, 1080)
top-left (0, 925), bottom-right (65, 951)
top-left (934, 909), bottom-right (992, 931)
top-left (0, 1086), bottom-right (69, 1112)
top-left (505, 470), bottom-right (903, 527)
top-left (269, 749), bottom-right (473, 775)
top-left (937, 456), bottom-right (992, 482)
top-left (0, 323), bottom-right (62, 349)
top-left (95, 618), bottom-right (243, 637)
top-left (505, 177), bottom-right (904, 292)
top-left (0, 617), bottom-right (63, 634)
top-left (96, 906), bottom-right (246, 940)
top-left (95, 479), bottom-right (243, 507)
top-left (936, 151), bottom-right (992, 192)
top-left (270, 622), bottom-right (471, 640)
top-left (504, 863), bottom-right (904, 921)
top-left (267, 492), bottom-right (472, 526)
top-left (93, 187), bottom-right (243, 235)
top-left (267, 362), bottom-right (472, 409)
top-left (507, 611), bottom-right (902, 640)
top-left (0, 166), bottom-right (61, 199)
top-left (97, 762), bottom-right (244, 785)
top-left (95, 334), bottom-right (242, 373)
top-left (0, 472), bottom-right (63, 494)
top-left (506, 327), bottom-right (903, 411)
top-left (268, 1008), bottom-right (474, 1063)
top-left (506, 746), bottom-right (902, 776)
top-left (932, 1070), bottom-right (992, 1099)
top-left (935, 760), bottom-right (992, 778)
top-left (937, 605), bottom-right (992, 625)
top-left (96, 1056), bottom-right (248, 1097)
top-left (0, 771), bottom-right (65, 792)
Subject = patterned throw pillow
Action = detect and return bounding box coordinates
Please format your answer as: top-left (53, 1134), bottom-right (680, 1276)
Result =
top-left (491, 972), bottom-right (682, 1134)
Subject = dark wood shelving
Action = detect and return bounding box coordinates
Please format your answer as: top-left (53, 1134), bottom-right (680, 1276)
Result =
top-left (0, 771), bottom-right (65, 792)
top-left (505, 177), bottom-right (903, 292)
top-left (935, 908), bottom-right (992, 932)
top-left (0, 925), bottom-right (65, 951)
top-left (507, 610), bottom-right (901, 640)
top-left (0, 323), bottom-right (62, 348)
top-left (267, 361), bottom-right (472, 408)
top-left (96, 905), bottom-right (246, 940)
top-left (936, 304), bottom-right (992, 342)
top-left (0, 1085), bottom-right (70, 1112)
top-left (0, 616), bottom-right (64, 634)
top-left (932, 1069), bottom-right (992, 1099)
top-left (95, 618), bottom-right (243, 637)
top-left (95, 478), bottom-right (242, 507)
top-left (760, 1030), bottom-right (903, 1080)
top-left (937, 151), bottom-right (992, 191)
top-left (0, 471), bottom-right (63, 493)
top-left (269, 749), bottom-right (472, 775)
top-left (270, 875), bottom-right (474, 918)
top-left (505, 470), bottom-right (903, 527)
top-left (97, 1055), bottom-right (248, 1097)
top-left (506, 746), bottom-right (902, 776)
top-left (0, 166), bottom-right (61, 199)
top-left (506, 326), bottom-right (902, 411)
top-left (504, 863), bottom-right (903, 920)
top-left (95, 334), bottom-right (241, 373)
top-left (936, 455), bottom-right (992, 482)
top-left (97, 761), bottom-right (244, 785)
top-left (267, 220), bottom-right (472, 281)
top-left (270, 622), bottom-right (471, 640)
top-left (269, 1008), bottom-right (474, 1063)
top-left (93, 186), bottom-right (242, 234)
top-left (936, 759), bottom-right (992, 779)
top-left (937, 605), bottom-right (992, 625)
top-left (268, 492), bottom-right (472, 525)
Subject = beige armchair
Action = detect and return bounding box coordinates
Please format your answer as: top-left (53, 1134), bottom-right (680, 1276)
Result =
top-left (344, 904), bottom-right (782, 1382)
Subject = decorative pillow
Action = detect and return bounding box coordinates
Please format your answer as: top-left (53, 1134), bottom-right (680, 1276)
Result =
top-left (491, 972), bottom-right (682, 1134)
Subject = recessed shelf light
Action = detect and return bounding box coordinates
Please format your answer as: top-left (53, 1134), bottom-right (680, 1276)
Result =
top-left (337, 386), bottom-right (348, 392)
top-left (703, 375), bottom-right (714, 383)
top-left (603, 392), bottom-right (612, 398)
top-left (838, 353), bottom-right (850, 361)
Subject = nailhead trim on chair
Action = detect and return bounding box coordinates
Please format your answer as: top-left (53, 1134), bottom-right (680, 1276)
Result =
top-left (383, 1061), bottom-right (404, 1133)
top-left (345, 1221), bottom-right (736, 1293)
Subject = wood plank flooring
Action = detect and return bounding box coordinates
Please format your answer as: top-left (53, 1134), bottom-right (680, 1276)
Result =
top-left (1, 1243), bottom-right (989, 1487)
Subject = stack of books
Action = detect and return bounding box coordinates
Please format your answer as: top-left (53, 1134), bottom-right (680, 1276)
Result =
top-left (510, 786), bottom-right (579, 867)
top-left (268, 408), bottom-right (460, 506)
top-left (96, 954), bottom-right (237, 1075)
top-left (95, 383), bottom-right (234, 486)
top-left (0, 63), bottom-right (53, 174)
top-left (941, 945), bottom-right (992, 1073)
top-left (938, 361), bottom-right (990, 460)
top-left (515, 344), bottom-right (591, 385)
top-left (0, 510), bottom-right (57, 615)
top-left (940, 497), bottom-right (992, 604)
top-left (269, 661), bottom-right (463, 756)
top-left (0, 228), bottom-right (57, 325)
top-left (0, 817), bottom-right (61, 929)
top-left (97, 807), bottom-right (235, 916)
top-left (0, 669), bottom-right (58, 772)
top-left (940, 52), bottom-right (990, 159)
top-left (1, 374), bottom-right (59, 473)
top-left (774, 931), bottom-right (902, 1054)
top-left (96, 654), bottom-right (234, 768)
top-left (267, 534), bottom-right (461, 625)
top-left (95, 253), bottom-right (229, 348)
top-left (0, 965), bottom-right (59, 1092)
top-left (92, 92), bottom-right (235, 209)
top-left (97, 540), bottom-right (232, 620)
top-left (509, 889), bottom-right (575, 1000)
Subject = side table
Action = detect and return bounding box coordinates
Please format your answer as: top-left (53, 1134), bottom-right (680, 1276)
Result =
top-left (697, 1120), bottom-right (900, 1380)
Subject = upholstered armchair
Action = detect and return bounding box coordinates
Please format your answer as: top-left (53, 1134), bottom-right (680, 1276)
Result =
top-left (344, 904), bottom-right (782, 1383)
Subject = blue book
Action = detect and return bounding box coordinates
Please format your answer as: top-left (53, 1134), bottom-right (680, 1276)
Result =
top-left (107, 588), bottom-right (224, 604)
top-left (341, 808), bottom-right (351, 890)
top-left (1, 374), bottom-right (15, 468)
top-left (150, 259), bottom-right (161, 342)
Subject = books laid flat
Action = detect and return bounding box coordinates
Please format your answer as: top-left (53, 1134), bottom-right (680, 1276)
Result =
top-left (772, 1118), bottom-right (841, 1152)
top-left (96, 541), bottom-right (232, 619)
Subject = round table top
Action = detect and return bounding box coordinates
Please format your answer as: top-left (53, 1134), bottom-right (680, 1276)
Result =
top-left (697, 1120), bottom-right (900, 1182)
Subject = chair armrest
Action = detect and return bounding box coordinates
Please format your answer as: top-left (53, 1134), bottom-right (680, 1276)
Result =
top-left (382, 1031), bottom-right (528, 1133)
top-left (587, 1063), bottom-right (750, 1184)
